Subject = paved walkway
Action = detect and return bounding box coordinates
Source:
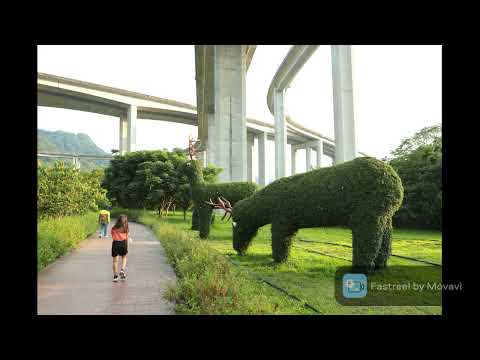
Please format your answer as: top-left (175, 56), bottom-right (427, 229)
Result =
top-left (37, 221), bottom-right (177, 315)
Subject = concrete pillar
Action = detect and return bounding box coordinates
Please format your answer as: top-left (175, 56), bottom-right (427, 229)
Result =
top-left (204, 46), bottom-right (216, 165)
top-left (126, 105), bottom-right (137, 153)
top-left (195, 46), bottom-right (207, 149)
top-left (247, 133), bottom-right (254, 182)
top-left (316, 139), bottom-right (324, 168)
top-left (331, 45), bottom-right (357, 164)
top-left (207, 45), bottom-right (247, 182)
top-left (73, 156), bottom-right (80, 169)
top-left (306, 147), bottom-right (312, 171)
top-left (119, 116), bottom-right (128, 155)
top-left (198, 150), bottom-right (207, 168)
top-left (274, 89), bottom-right (287, 179)
top-left (258, 132), bottom-right (267, 186)
top-left (291, 146), bottom-right (296, 175)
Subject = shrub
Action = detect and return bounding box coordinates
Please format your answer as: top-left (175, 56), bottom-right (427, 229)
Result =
top-left (181, 160), bottom-right (257, 238)
top-left (37, 162), bottom-right (107, 219)
top-left (232, 157), bottom-right (404, 273)
top-left (37, 212), bottom-right (98, 271)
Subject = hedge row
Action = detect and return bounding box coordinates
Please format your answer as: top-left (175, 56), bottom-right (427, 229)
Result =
top-left (232, 157), bottom-right (404, 273)
top-left (37, 212), bottom-right (98, 271)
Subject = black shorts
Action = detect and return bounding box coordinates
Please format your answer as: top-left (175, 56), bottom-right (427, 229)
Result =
top-left (111, 240), bottom-right (128, 257)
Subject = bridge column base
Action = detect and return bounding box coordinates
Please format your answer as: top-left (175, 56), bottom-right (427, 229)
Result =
top-left (119, 116), bottom-right (128, 155)
top-left (316, 139), bottom-right (324, 168)
top-left (126, 105), bottom-right (137, 153)
top-left (258, 132), bottom-right (267, 186)
top-left (306, 146), bottom-right (312, 172)
top-left (247, 133), bottom-right (255, 182)
top-left (274, 89), bottom-right (287, 179)
top-left (291, 146), bottom-right (296, 175)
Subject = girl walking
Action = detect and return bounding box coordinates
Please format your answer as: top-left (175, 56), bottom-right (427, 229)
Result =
top-left (111, 215), bottom-right (129, 282)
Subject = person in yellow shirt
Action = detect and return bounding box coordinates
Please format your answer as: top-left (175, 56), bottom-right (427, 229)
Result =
top-left (98, 207), bottom-right (111, 238)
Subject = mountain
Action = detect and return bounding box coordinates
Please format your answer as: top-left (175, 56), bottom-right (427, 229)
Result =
top-left (37, 129), bottom-right (110, 170)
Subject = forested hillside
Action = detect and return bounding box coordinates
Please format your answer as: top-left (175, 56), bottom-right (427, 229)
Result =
top-left (37, 129), bottom-right (110, 170)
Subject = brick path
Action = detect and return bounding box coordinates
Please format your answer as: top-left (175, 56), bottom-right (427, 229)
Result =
top-left (37, 221), bottom-right (177, 315)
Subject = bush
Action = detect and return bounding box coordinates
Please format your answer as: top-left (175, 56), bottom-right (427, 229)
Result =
top-left (37, 212), bottom-right (98, 271)
top-left (133, 211), bottom-right (280, 314)
top-left (38, 162), bottom-right (107, 219)
top-left (232, 157), bottom-right (404, 273)
top-left (181, 160), bottom-right (258, 238)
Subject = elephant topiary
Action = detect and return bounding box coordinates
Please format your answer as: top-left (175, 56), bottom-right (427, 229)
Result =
top-left (230, 157), bottom-right (404, 273)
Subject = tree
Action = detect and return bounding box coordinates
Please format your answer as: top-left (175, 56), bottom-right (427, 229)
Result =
top-left (143, 160), bottom-right (179, 216)
top-left (388, 124), bottom-right (442, 229)
top-left (103, 150), bottom-right (170, 208)
top-left (102, 149), bottom-right (221, 217)
top-left (175, 184), bottom-right (192, 220)
top-left (390, 125), bottom-right (441, 158)
top-left (202, 164), bottom-right (223, 184)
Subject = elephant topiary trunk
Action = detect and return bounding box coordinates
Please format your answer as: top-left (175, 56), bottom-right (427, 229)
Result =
top-left (231, 157), bottom-right (404, 273)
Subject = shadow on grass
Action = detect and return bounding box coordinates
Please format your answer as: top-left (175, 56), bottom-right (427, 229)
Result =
top-left (226, 252), bottom-right (279, 268)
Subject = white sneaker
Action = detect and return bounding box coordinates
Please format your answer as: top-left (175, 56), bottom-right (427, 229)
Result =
top-left (119, 270), bottom-right (126, 281)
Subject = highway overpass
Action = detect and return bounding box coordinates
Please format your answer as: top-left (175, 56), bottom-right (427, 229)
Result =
top-left (38, 45), bottom-right (365, 184)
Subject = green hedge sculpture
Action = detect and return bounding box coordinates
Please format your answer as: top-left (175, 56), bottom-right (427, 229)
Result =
top-left (231, 157), bottom-right (404, 273)
top-left (182, 159), bottom-right (258, 238)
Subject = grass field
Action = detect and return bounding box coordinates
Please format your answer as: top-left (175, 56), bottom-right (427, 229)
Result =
top-left (161, 211), bottom-right (442, 315)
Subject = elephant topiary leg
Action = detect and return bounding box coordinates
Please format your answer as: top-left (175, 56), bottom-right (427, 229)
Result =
top-left (271, 221), bottom-right (297, 263)
top-left (191, 207), bottom-right (199, 230)
top-left (374, 217), bottom-right (392, 270)
top-left (199, 206), bottom-right (213, 239)
top-left (351, 216), bottom-right (384, 273)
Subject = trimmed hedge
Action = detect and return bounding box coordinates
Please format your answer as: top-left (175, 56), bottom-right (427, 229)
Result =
top-left (182, 160), bottom-right (257, 238)
top-left (232, 157), bottom-right (404, 273)
top-left (37, 212), bottom-right (98, 271)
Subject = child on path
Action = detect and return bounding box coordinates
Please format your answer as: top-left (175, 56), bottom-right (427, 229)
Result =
top-left (111, 215), bottom-right (129, 282)
top-left (98, 207), bottom-right (111, 238)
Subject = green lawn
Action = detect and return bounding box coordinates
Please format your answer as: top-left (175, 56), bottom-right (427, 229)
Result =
top-left (161, 211), bottom-right (442, 315)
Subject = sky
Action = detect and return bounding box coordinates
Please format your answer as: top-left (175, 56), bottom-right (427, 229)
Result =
top-left (37, 45), bottom-right (442, 182)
